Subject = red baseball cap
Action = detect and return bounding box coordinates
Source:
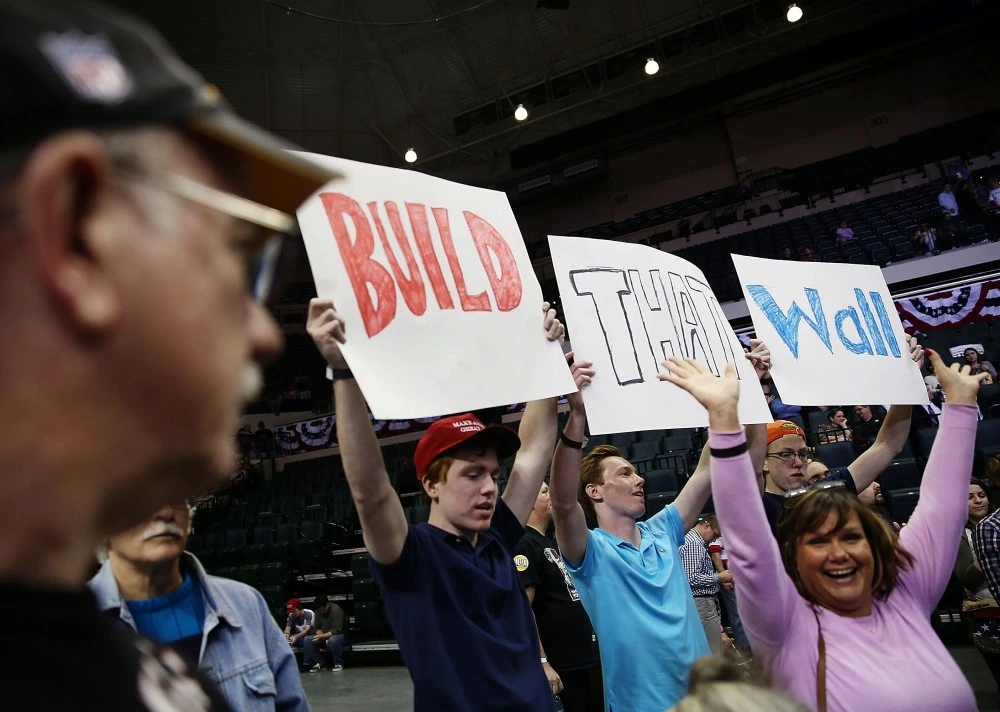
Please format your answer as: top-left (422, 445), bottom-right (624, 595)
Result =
top-left (285, 598), bottom-right (300, 612)
top-left (413, 413), bottom-right (521, 477)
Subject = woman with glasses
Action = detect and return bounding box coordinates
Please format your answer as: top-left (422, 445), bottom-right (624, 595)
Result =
top-left (659, 349), bottom-right (984, 712)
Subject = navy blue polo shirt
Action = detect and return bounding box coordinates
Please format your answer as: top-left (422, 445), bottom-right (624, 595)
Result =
top-left (763, 466), bottom-right (857, 535)
top-left (370, 498), bottom-right (554, 712)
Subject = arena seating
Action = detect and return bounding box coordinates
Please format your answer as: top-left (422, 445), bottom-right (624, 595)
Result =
top-left (673, 181), bottom-right (997, 304)
top-left (559, 107), bottom-right (1000, 251)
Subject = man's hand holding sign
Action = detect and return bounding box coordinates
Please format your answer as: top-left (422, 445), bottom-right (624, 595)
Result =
top-left (297, 153), bottom-right (575, 419)
top-left (547, 235), bottom-right (772, 433)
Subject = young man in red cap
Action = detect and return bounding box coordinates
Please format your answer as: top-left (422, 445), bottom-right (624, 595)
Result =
top-left (283, 598), bottom-right (314, 653)
top-left (760, 335), bottom-right (925, 533)
top-left (306, 297), bottom-right (585, 712)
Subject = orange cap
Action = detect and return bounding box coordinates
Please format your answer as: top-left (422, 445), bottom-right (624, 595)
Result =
top-left (766, 420), bottom-right (806, 445)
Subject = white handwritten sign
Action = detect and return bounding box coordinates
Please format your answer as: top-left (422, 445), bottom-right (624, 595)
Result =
top-left (549, 236), bottom-right (772, 434)
top-left (295, 152), bottom-right (576, 419)
top-left (732, 254), bottom-right (926, 406)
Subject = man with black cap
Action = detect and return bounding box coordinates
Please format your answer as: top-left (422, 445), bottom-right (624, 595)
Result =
top-left (0, 0), bottom-right (338, 708)
top-left (306, 297), bottom-right (584, 712)
top-left (302, 594), bottom-right (346, 672)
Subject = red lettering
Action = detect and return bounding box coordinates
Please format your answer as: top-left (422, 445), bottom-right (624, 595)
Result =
top-left (463, 211), bottom-right (522, 312)
top-left (433, 207), bottom-right (491, 312)
top-left (320, 193), bottom-right (396, 338)
top-left (406, 203), bottom-right (454, 310)
top-left (368, 201), bottom-right (427, 317)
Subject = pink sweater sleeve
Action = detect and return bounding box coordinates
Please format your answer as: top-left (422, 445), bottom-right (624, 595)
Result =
top-left (710, 430), bottom-right (802, 647)
top-left (897, 404), bottom-right (980, 608)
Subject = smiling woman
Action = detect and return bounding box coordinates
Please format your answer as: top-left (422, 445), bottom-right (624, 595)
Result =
top-left (659, 348), bottom-right (987, 712)
top-left (777, 486), bottom-right (913, 618)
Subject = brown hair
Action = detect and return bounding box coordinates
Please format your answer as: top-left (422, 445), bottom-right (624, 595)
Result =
top-left (579, 445), bottom-right (624, 523)
top-left (968, 478), bottom-right (994, 531)
top-left (987, 456), bottom-right (1000, 492)
top-left (420, 456), bottom-right (455, 506)
top-left (776, 487), bottom-right (913, 602)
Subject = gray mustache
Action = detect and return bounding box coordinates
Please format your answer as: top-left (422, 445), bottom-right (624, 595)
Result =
top-left (142, 521), bottom-right (186, 541)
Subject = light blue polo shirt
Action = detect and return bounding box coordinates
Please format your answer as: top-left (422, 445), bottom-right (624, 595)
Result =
top-left (564, 504), bottom-right (709, 712)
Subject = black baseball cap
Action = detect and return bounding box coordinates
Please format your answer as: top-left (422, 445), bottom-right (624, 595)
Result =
top-left (0, 0), bottom-right (338, 214)
top-left (313, 594), bottom-right (329, 607)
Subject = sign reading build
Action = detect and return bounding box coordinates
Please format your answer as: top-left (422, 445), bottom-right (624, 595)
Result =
top-left (296, 153), bottom-right (575, 419)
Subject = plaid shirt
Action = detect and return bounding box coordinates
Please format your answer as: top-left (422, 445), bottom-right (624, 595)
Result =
top-left (680, 529), bottom-right (719, 597)
top-left (973, 511), bottom-right (1000, 600)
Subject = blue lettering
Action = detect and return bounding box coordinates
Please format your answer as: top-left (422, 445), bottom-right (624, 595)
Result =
top-left (854, 289), bottom-right (887, 356)
top-left (835, 307), bottom-right (874, 355)
top-left (746, 285), bottom-right (832, 359)
top-left (870, 291), bottom-right (902, 357)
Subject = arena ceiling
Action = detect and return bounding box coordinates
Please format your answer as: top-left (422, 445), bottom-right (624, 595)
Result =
top-left (109, 0), bottom-right (943, 187)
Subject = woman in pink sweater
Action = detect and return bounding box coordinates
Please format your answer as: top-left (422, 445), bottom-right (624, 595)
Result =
top-left (660, 349), bottom-right (985, 712)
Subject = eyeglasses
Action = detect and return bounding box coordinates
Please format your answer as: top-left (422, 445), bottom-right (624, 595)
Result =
top-left (113, 160), bottom-right (298, 307)
top-left (766, 450), bottom-right (810, 465)
top-left (783, 478), bottom-right (847, 501)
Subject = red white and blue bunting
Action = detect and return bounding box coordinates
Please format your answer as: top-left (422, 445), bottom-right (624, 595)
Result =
top-left (895, 278), bottom-right (1000, 332)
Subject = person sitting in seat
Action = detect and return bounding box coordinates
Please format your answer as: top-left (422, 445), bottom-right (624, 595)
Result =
top-left (283, 598), bottom-right (314, 653)
top-left (835, 221), bottom-right (855, 244)
top-left (763, 380), bottom-right (800, 420)
top-left (962, 347), bottom-right (996, 385)
top-left (851, 405), bottom-right (886, 452)
top-left (302, 594), bottom-right (346, 672)
top-left (912, 222), bottom-right (939, 255)
top-left (817, 409), bottom-right (852, 444)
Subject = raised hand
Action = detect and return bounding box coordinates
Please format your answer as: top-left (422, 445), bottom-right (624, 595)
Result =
top-left (542, 302), bottom-right (566, 343)
top-left (906, 334), bottom-right (925, 370)
top-left (565, 351), bottom-right (595, 415)
top-left (306, 298), bottom-right (348, 368)
top-left (744, 338), bottom-right (771, 380)
top-left (928, 348), bottom-right (987, 407)
top-left (659, 357), bottom-right (741, 431)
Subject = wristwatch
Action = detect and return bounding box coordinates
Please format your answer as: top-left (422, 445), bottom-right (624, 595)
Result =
top-left (540, 657), bottom-right (548, 664)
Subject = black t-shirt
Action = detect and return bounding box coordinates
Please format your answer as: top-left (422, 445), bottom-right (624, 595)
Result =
top-left (763, 467), bottom-right (857, 535)
top-left (514, 526), bottom-right (597, 672)
top-left (0, 581), bottom-right (230, 712)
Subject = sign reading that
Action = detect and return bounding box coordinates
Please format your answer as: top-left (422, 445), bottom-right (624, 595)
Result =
top-left (296, 153), bottom-right (575, 419)
top-left (733, 254), bottom-right (926, 406)
top-left (548, 236), bottom-right (772, 434)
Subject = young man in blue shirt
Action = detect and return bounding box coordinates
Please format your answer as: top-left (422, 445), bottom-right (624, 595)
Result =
top-left (549, 345), bottom-right (769, 712)
top-left (306, 298), bottom-right (583, 712)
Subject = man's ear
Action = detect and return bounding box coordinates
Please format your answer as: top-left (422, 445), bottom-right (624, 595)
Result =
top-left (421, 476), bottom-right (438, 502)
top-left (19, 132), bottom-right (124, 335)
top-left (585, 482), bottom-right (603, 504)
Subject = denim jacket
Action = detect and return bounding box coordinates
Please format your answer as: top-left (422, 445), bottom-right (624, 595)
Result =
top-left (89, 552), bottom-right (309, 712)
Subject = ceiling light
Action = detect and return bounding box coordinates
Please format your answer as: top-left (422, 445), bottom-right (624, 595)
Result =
top-left (786, 3), bottom-right (803, 22)
top-left (404, 148), bottom-right (417, 163)
top-left (644, 57), bottom-right (659, 75)
top-left (514, 104), bottom-right (528, 121)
